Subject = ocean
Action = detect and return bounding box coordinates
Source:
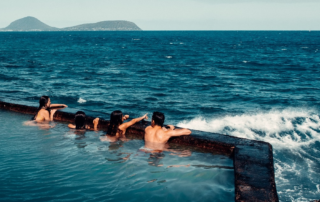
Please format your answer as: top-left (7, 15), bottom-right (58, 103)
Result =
top-left (0, 31), bottom-right (320, 201)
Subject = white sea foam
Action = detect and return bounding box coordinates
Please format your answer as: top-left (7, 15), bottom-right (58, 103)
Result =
top-left (177, 108), bottom-right (320, 149)
top-left (178, 108), bottom-right (320, 200)
top-left (77, 98), bottom-right (87, 103)
top-left (165, 56), bottom-right (172, 59)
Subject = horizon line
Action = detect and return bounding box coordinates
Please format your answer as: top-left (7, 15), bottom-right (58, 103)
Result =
top-left (0, 30), bottom-right (319, 32)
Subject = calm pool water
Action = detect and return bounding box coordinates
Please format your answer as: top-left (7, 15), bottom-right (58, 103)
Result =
top-left (0, 110), bottom-right (234, 202)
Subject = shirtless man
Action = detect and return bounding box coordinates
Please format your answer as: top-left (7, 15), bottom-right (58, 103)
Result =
top-left (144, 112), bottom-right (192, 152)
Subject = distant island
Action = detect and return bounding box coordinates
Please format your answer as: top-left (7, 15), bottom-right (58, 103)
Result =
top-left (0, 16), bottom-right (142, 31)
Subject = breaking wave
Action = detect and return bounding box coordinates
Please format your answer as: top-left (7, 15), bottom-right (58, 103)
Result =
top-left (177, 108), bottom-right (320, 149)
top-left (77, 97), bottom-right (87, 103)
top-left (178, 108), bottom-right (320, 201)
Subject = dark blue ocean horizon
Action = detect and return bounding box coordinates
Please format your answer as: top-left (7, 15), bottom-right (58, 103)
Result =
top-left (0, 31), bottom-right (320, 201)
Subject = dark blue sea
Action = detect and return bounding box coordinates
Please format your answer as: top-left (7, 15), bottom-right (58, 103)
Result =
top-left (0, 31), bottom-right (320, 201)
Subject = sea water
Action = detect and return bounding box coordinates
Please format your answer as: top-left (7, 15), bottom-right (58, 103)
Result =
top-left (0, 31), bottom-right (320, 201)
top-left (0, 110), bottom-right (234, 202)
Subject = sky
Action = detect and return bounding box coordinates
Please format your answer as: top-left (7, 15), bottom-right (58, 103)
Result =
top-left (1, 0), bottom-right (319, 30)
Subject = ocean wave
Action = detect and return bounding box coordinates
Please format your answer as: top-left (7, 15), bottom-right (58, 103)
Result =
top-left (77, 98), bottom-right (87, 103)
top-left (177, 108), bottom-right (320, 149)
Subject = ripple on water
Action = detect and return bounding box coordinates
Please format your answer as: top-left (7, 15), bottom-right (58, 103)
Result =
top-left (1, 31), bottom-right (320, 201)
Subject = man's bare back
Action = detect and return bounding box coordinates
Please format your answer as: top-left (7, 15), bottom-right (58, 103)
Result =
top-left (144, 112), bottom-right (192, 152)
top-left (145, 125), bottom-right (191, 144)
top-left (144, 125), bottom-right (192, 153)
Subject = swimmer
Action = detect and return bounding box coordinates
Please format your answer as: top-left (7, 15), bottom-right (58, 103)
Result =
top-left (143, 112), bottom-right (192, 152)
top-left (32, 96), bottom-right (67, 121)
top-left (100, 110), bottom-right (148, 142)
top-left (68, 111), bottom-right (100, 131)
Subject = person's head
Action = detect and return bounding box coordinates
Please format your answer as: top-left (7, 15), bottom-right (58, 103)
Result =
top-left (152, 112), bottom-right (165, 127)
top-left (75, 111), bottom-right (86, 129)
top-left (39, 96), bottom-right (50, 109)
top-left (107, 110), bottom-right (123, 136)
top-left (34, 96), bottom-right (51, 118)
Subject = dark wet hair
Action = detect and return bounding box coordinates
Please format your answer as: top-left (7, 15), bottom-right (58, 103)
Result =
top-left (107, 110), bottom-right (123, 136)
top-left (75, 111), bottom-right (86, 129)
top-left (33, 96), bottom-right (50, 120)
top-left (152, 112), bottom-right (165, 127)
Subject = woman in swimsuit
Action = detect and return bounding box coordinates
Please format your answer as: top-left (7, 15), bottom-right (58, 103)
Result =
top-left (33, 96), bottom-right (67, 121)
top-left (68, 111), bottom-right (99, 131)
top-left (100, 110), bottom-right (148, 142)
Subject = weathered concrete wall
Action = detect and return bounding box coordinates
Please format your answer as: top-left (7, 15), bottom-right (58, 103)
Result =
top-left (0, 100), bottom-right (279, 202)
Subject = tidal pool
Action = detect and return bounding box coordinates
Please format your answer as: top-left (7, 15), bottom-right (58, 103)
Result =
top-left (0, 110), bottom-right (234, 202)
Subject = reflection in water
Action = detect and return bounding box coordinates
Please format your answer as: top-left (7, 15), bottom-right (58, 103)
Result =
top-left (105, 152), bottom-right (132, 163)
top-left (148, 153), bottom-right (165, 167)
top-left (140, 143), bottom-right (193, 167)
top-left (146, 151), bottom-right (192, 168)
top-left (75, 139), bottom-right (87, 149)
top-left (108, 141), bottom-right (124, 151)
top-left (101, 138), bottom-right (225, 175)
top-left (102, 140), bottom-right (133, 163)
top-left (100, 135), bottom-right (119, 143)
top-left (142, 141), bottom-right (192, 157)
top-left (192, 165), bottom-right (234, 169)
top-left (147, 179), bottom-right (157, 183)
top-left (167, 164), bottom-right (190, 168)
top-left (74, 130), bottom-right (86, 136)
top-left (66, 129), bottom-right (87, 149)
top-left (168, 149), bottom-right (192, 157)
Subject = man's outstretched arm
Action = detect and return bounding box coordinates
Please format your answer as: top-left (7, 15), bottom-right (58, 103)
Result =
top-left (167, 128), bottom-right (192, 137)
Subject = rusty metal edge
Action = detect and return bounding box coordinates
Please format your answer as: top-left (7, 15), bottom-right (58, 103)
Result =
top-left (0, 100), bottom-right (279, 202)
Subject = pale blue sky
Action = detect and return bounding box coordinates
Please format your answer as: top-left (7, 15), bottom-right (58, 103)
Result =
top-left (1, 0), bottom-right (319, 30)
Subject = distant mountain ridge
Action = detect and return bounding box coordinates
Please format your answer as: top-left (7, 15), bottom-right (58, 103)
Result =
top-left (0, 16), bottom-right (142, 31)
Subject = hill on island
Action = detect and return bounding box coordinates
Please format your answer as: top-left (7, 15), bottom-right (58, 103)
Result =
top-left (2, 16), bottom-right (58, 31)
top-left (0, 16), bottom-right (142, 31)
top-left (62, 21), bottom-right (141, 31)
